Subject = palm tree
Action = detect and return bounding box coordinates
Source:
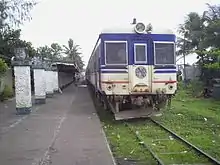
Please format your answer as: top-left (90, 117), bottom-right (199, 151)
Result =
top-left (202, 3), bottom-right (220, 48)
top-left (177, 3), bottom-right (220, 82)
top-left (177, 12), bottom-right (207, 84)
top-left (63, 38), bottom-right (84, 70)
top-left (177, 12), bottom-right (206, 55)
top-left (177, 4), bottom-right (220, 54)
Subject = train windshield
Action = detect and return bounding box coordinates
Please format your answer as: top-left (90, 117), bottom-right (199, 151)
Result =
top-left (154, 42), bottom-right (175, 65)
top-left (134, 44), bottom-right (147, 63)
top-left (105, 42), bottom-right (127, 65)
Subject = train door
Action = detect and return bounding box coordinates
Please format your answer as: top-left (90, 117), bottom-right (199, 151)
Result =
top-left (128, 41), bottom-right (152, 93)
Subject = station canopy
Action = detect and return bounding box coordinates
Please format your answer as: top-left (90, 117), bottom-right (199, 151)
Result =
top-left (51, 61), bottom-right (79, 73)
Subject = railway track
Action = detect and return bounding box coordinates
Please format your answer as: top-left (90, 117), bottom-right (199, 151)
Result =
top-left (88, 85), bottom-right (220, 165)
top-left (124, 118), bottom-right (220, 165)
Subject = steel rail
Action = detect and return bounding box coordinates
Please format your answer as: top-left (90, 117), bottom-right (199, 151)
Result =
top-left (124, 122), bottom-right (165, 165)
top-left (150, 118), bottom-right (220, 165)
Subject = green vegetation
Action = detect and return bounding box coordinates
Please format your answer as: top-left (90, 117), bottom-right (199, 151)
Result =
top-left (92, 84), bottom-right (220, 164)
top-left (129, 121), bottom-right (211, 164)
top-left (91, 3), bottom-right (220, 164)
top-left (0, 58), bottom-right (8, 76)
top-left (92, 82), bottom-right (220, 164)
top-left (0, 0), bottom-right (84, 101)
top-left (0, 58), bottom-right (8, 77)
top-left (91, 96), bottom-right (156, 164)
top-left (177, 3), bottom-right (220, 83)
top-left (0, 58), bottom-right (13, 101)
top-left (0, 58), bottom-right (11, 101)
top-left (36, 39), bottom-right (84, 70)
top-left (153, 83), bottom-right (220, 161)
top-left (0, 84), bottom-right (14, 101)
top-left (0, 0), bottom-right (84, 70)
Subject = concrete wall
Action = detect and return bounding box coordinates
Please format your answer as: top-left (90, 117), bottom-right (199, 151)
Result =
top-left (58, 71), bottom-right (74, 89)
top-left (181, 65), bottom-right (201, 81)
top-left (2, 68), bottom-right (74, 94)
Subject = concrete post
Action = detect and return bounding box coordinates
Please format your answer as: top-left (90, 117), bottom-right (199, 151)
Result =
top-left (12, 48), bottom-right (32, 115)
top-left (55, 71), bottom-right (59, 91)
top-left (52, 65), bottom-right (59, 93)
top-left (33, 67), bottom-right (46, 104)
top-left (45, 68), bottom-right (54, 98)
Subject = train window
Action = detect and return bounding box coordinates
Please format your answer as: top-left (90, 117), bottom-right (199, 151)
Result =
top-left (105, 41), bottom-right (127, 65)
top-left (134, 44), bottom-right (147, 63)
top-left (95, 46), bottom-right (100, 71)
top-left (154, 42), bottom-right (175, 65)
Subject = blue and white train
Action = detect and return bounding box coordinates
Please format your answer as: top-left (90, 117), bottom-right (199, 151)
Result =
top-left (86, 20), bottom-right (177, 120)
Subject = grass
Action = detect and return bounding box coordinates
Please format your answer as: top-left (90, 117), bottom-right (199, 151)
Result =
top-left (89, 82), bottom-right (220, 164)
top-left (153, 82), bottom-right (220, 161)
top-left (131, 121), bottom-right (211, 164)
top-left (92, 98), bottom-right (157, 164)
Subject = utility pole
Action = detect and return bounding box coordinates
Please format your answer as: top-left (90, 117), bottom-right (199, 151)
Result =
top-left (183, 33), bottom-right (187, 88)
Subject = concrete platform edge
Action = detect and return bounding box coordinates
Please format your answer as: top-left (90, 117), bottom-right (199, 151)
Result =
top-left (87, 88), bottom-right (117, 165)
top-left (101, 126), bottom-right (117, 165)
top-left (60, 81), bottom-right (74, 90)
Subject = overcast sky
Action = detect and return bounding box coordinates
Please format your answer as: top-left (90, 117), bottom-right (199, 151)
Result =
top-left (20, 0), bottom-right (219, 66)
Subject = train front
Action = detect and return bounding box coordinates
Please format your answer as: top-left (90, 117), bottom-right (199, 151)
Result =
top-left (100, 22), bottom-right (177, 120)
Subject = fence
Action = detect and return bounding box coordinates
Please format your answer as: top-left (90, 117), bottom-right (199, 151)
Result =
top-left (179, 65), bottom-right (201, 81)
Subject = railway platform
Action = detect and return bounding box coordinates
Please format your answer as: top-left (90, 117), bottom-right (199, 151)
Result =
top-left (0, 83), bottom-right (116, 165)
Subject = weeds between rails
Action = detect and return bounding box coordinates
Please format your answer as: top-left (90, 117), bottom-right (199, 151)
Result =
top-left (124, 118), bottom-right (220, 165)
top-left (87, 83), bottom-right (220, 165)
top-left (87, 84), bottom-right (156, 164)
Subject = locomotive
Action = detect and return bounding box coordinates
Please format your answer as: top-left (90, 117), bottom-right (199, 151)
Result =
top-left (86, 20), bottom-right (177, 120)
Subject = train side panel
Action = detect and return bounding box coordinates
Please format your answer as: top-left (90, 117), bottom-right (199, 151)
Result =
top-left (86, 38), bottom-right (101, 92)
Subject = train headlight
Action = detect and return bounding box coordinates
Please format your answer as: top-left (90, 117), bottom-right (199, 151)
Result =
top-left (107, 85), bottom-right (112, 91)
top-left (168, 85), bottom-right (173, 90)
top-left (134, 22), bottom-right (146, 34)
top-left (135, 66), bottom-right (147, 79)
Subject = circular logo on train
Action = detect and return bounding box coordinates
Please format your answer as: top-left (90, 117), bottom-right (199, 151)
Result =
top-left (135, 66), bottom-right (147, 79)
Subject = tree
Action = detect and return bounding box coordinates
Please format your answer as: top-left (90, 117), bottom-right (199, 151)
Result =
top-left (0, 0), bottom-right (37, 29)
top-left (22, 41), bottom-right (37, 58)
top-left (0, 0), bottom-right (37, 65)
top-left (0, 27), bottom-right (38, 65)
top-left (37, 45), bottom-right (53, 60)
top-left (75, 55), bottom-right (84, 70)
top-left (196, 3), bottom-right (220, 71)
top-left (50, 43), bottom-right (62, 61)
top-left (177, 12), bottom-right (206, 56)
top-left (177, 3), bottom-right (220, 82)
top-left (63, 38), bottom-right (84, 70)
top-left (202, 4), bottom-right (220, 48)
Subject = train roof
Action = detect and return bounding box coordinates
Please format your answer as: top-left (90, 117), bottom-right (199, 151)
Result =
top-left (101, 24), bottom-right (174, 35)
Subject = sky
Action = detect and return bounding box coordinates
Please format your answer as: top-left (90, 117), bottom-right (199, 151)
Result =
top-left (20, 0), bottom-right (220, 66)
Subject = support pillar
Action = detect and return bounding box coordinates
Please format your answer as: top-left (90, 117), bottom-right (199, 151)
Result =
top-left (14, 65), bottom-right (32, 114)
top-left (12, 48), bottom-right (32, 115)
top-left (55, 71), bottom-right (59, 91)
top-left (33, 66), bottom-right (46, 104)
top-left (45, 68), bottom-right (54, 98)
top-left (52, 65), bottom-right (59, 93)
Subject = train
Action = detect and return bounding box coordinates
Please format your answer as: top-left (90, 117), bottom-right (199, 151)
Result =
top-left (86, 20), bottom-right (177, 120)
